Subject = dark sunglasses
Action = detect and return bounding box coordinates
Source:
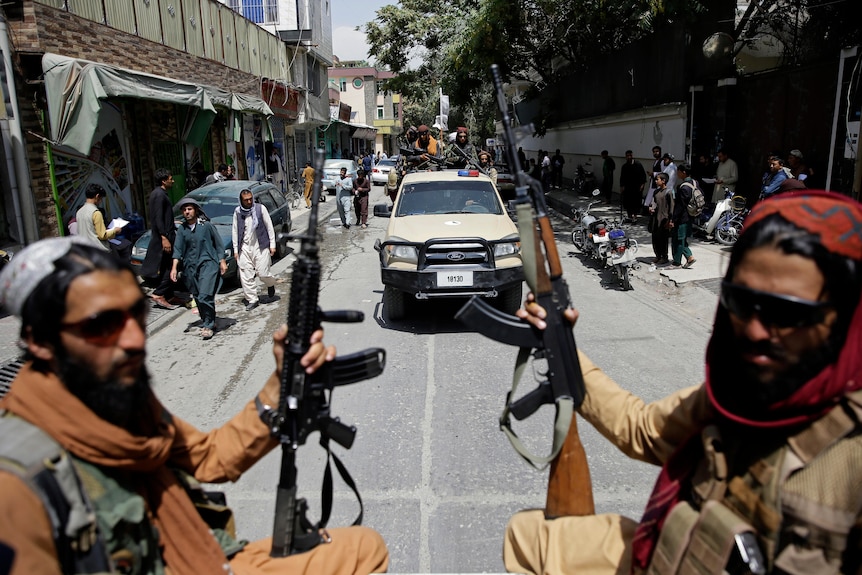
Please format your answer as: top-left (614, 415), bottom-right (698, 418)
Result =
top-left (720, 281), bottom-right (831, 328)
top-left (61, 299), bottom-right (148, 344)
top-left (418, 131), bottom-right (429, 136)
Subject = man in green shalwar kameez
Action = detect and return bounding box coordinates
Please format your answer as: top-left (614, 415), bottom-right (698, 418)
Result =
top-left (170, 198), bottom-right (227, 340)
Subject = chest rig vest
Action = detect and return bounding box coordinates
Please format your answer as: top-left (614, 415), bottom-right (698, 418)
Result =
top-left (0, 412), bottom-right (244, 574)
top-left (644, 389), bottom-right (862, 575)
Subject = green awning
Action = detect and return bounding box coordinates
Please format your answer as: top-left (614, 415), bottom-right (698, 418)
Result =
top-left (42, 53), bottom-right (216, 155)
top-left (201, 85), bottom-right (273, 116)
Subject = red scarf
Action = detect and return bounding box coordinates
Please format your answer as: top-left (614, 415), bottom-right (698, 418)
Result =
top-left (631, 191), bottom-right (862, 571)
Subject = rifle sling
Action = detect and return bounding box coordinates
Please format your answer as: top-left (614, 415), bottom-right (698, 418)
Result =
top-left (319, 438), bottom-right (364, 529)
top-left (255, 397), bottom-right (363, 532)
top-left (500, 347), bottom-right (574, 470)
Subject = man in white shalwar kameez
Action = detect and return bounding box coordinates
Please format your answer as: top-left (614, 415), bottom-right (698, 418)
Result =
top-left (232, 189), bottom-right (277, 311)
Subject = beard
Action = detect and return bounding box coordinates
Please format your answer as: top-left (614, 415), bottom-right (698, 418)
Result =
top-left (709, 313), bottom-right (838, 419)
top-left (58, 349), bottom-right (153, 435)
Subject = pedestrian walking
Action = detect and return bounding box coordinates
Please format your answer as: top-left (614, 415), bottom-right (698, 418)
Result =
top-left (140, 168), bottom-right (179, 310)
top-left (669, 162), bottom-right (696, 269)
top-left (335, 167), bottom-right (354, 229)
top-left (648, 172), bottom-right (673, 265)
top-left (170, 198), bottom-right (227, 340)
top-left (354, 168), bottom-right (371, 229)
top-left (232, 189), bottom-right (277, 311)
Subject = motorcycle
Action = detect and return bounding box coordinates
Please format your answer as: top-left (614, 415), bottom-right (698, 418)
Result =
top-left (571, 191), bottom-right (638, 290)
top-left (571, 193), bottom-right (608, 261)
top-left (604, 222), bottom-right (638, 290)
top-left (692, 186), bottom-right (748, 246)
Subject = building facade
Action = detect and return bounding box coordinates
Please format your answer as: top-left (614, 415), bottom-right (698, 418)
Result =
top-left (328, 61), bottom-right (401, 158)
top-left (3, 0), bottom-right (302, 245)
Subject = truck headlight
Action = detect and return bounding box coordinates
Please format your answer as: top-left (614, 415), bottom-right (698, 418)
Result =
top-left (386, 244), bottom-right (418, 264)
top-left (494, 241), bottom-right (520, 257)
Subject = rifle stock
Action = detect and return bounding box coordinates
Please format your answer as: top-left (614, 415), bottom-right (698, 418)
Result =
top-left (457, 64), bottom-right (594, 520)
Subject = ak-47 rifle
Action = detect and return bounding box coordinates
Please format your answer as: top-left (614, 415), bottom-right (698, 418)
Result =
top-left (455, 65), bottom-right (594, 519)
top-left (260, 149), bottom-right (386, 556)
top-left (400, 145), bottom-right (446, 170)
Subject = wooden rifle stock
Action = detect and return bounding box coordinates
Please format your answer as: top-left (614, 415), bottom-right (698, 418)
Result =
top-left (533, 213), bottom-right (595, 519)
top-left (546, 418), bottom-right (594, 518)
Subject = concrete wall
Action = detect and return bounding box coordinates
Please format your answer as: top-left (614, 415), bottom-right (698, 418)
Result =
top-left (511, 104), bottom-right (687, 185)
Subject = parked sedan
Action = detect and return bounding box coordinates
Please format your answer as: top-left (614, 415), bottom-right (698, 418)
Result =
top-left (370, 156), bottom-right (400, 186)
top-left (321, 159), bottom-right (359, 194)
top-left (130, 180), bottom-right (292, 282)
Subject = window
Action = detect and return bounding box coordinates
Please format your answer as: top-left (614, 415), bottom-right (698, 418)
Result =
top-left (376, 81), bottom-right (385, 94)
top-left (352, 77), bottom-right (363, 89)
top-left (228, 0), bottom-right (278, 24)
top-left (340, 79), bottom-right (347, 92)
top-left (307, 59), bottom-right (320, 95)
top-left (376, 106), bottom-right (384, 119)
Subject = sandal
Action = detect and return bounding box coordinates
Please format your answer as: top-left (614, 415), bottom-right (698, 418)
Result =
top-left (683, 257), bottom-right (696, 269)
top-left (200, 327), bottom-right (214, 340)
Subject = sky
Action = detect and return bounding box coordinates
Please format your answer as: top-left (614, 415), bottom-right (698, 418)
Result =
top-left (330, 0), bottom-right (390, 63)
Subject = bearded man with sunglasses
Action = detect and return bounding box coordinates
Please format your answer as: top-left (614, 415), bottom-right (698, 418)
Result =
top-left (504, 191), bottom-right (862, 575)
top-left (0, 237), bottom-right (388, 574)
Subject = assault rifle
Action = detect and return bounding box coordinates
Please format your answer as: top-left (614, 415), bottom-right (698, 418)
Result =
top-left (400, 146), bottom-right (446, 170)
top-left (262, 148), bottom-right (386, 557)
top-left (455, 65), bottom-right (594, 519)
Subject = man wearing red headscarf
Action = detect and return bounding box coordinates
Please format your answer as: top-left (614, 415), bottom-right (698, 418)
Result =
top-left (504, 191), bottom-right (862, 574)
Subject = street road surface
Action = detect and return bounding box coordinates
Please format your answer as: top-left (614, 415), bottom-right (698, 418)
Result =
top-left (146, 186), bottom-right (717, 572)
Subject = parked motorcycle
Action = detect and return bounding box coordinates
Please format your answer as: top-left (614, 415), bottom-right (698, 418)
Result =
top-left (604, 222), bottom-right (638, 290)
top-left (571, 191), bottom-right (638, 290)
top-left (571, 193), bottom-right (608, 260)
top-left (692, 186), bottom-right (748, 246)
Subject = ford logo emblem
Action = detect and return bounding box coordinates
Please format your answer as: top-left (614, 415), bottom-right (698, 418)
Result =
top-left (447, 252), bottom-right (466, 261)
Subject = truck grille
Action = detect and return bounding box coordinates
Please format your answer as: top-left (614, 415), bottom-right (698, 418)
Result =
top-left (419, 239), bottom-right (493, 270)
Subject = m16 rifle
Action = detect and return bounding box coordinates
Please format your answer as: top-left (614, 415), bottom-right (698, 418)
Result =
top-left (455, 65), bottom-right (594, 519)
top-left (261, 149), bottom-right (386, 556)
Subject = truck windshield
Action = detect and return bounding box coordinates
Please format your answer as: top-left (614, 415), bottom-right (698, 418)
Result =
top-left (396, 181), bottom-right (502, 216)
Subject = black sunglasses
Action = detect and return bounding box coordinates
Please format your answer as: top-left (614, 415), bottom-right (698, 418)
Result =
top-left (720, 281), bottom-right (831, 329)
top-left (418, 131), bottom-right (429, 135)
top-left (61, 299), bottom-right (148, 344)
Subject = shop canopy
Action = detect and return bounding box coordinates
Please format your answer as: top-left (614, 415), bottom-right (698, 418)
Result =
top-left (349, 122), bottom-right (377, 141)
top-left (42, 53), bottom-right (272, 155)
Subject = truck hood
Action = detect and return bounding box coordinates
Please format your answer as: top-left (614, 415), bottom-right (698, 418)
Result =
top-left (386, 213), bottom-right (518, 243)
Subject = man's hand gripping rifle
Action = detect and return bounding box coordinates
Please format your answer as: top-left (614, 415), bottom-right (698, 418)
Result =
top-left (400, 145), bottom-right (446, 170)
top-left (455, 65), bottom-right (594, 519)
top-left (262, 149), bottom-right (386, 557)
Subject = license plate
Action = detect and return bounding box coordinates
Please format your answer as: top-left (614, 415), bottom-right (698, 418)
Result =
top-left (437, 271), bottom-right (473, 287)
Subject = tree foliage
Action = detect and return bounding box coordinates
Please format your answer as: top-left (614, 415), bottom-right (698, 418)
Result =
top-left (364, 0), bottom-right (858, 141)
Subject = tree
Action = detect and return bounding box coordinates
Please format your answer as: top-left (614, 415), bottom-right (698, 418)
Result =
top-left (367, 0), bottom-right (710, 141)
